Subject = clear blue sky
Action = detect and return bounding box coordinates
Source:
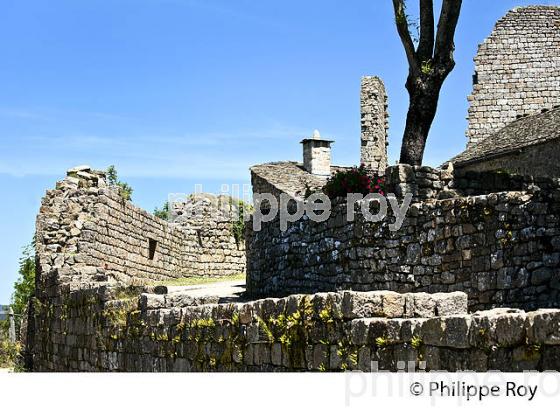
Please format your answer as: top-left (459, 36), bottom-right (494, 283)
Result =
top-left (1, 0), bottom-right (557, 303)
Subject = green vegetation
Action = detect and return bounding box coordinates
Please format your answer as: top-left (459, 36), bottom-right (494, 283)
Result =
top-left (106, 165), bottom-right (133, 201)
top-left (11, 244), bottom-right (35, 336)
top-left (0, 334), bottom-right (20, 369)
top-left (421, 59), bottom-right (434, 75)
top-left (153, 197), bottom-right (252, 245)
top-left (0, 242), bottom-right (33, 370)
top-left (154, 201), bottom-right (170, 220)
top-left (375, 336), bottom-right (389, 349)
top-left (230, 198), bottom-right (253, 245)
top-left (410, 336), bottom-right (423, 350)
top-left (319, 308), bottom-right (334, 324)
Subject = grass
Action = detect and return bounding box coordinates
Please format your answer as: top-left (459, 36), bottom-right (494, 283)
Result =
top-left (151, 273), bottom-right (246, 287)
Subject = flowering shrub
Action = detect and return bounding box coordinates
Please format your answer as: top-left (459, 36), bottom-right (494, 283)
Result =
top-left (323, 164), bottom-right (385, 199)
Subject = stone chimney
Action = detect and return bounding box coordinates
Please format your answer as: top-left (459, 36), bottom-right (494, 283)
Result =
top-left (301, 130), bottom-right (333, 177)
top-left (360, 76), bottom-right (389, 174)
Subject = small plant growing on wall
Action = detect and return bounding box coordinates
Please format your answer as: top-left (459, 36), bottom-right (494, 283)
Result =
top-left (230, 198), bottom-right (253, 246)
top-left (153, 201), bottom-right (169, 220)
top-left (323, 164), bottom-right (385, 199)
top-left (106, 165), bottom-right (133, 201)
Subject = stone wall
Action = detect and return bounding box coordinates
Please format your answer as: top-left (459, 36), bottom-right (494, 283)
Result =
top-left (386, 164), bottom-right (558, 202)
top-left (169, 193), bottom-right (247, 277)
top-left (466, 6), bottom-right (560, 147)
top-left (251, 169), bottom-right (288, 201)
top-left (360, 76), bottom-right (389, 174)
top-left (29, 286), bottom-right (560, 372)
top-left (456, 140), bottom-right (560, 180)
top-left (35, 168), bottom-right (245, 291)
top-left (385, 165), bottom-right (450, 201)
top-left (247, 187), bottom-right (560, 312)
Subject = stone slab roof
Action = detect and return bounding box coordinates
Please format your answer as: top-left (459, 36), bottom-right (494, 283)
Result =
top-left (250, 161), bottom-right (350, 198)
top-left (453, 107), bottom-right (560, 166)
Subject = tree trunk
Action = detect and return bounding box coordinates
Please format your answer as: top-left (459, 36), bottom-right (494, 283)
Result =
top-left (391, 0), bottom-right (463, 166)
top-left (399, 75), bottom-right (443, 165)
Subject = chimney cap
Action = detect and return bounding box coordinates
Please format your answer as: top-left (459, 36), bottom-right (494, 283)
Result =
top-left (300, 130), bottom-right (334, 144)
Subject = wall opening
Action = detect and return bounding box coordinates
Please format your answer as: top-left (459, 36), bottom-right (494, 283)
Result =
top-left (148, 239), bottom-right (157, 260)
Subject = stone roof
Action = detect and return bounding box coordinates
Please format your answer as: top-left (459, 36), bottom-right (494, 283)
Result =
top-left (453, 107), bottom-right (560, 166)
top-left (250, 161), bottom-right (350, 198)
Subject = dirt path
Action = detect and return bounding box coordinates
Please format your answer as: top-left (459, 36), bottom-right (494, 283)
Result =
top-left (165, 280), bottom-right (246, 302)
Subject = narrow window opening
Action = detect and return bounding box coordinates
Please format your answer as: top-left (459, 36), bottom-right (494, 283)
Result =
top-left (148, 238), bottom-right (157, 260)
top-left (197, 230), bottom-right (203, 247)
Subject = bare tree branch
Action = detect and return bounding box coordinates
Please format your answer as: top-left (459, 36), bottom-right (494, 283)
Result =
top-left (417, 0), bottom-right (435, 61)
top-left (434, 0), bottom-right (463, 68)
top-left (392, 0), bottom-right (420, 75)
top-left (391, 0), bottom-right (463, 165)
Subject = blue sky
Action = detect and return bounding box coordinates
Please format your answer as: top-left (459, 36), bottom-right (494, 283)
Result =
top-left (1, 0), bottom-right (557, 302)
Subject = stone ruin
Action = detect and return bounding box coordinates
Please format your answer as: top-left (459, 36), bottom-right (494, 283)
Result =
top-left (360, 76), bottom-right (389, 174)
top-left (36, 166), bottom-right (246, 287)
top-left (26, 6), bottom-right (560, 372)
top-left (466, 6), bottom-right (560, 147)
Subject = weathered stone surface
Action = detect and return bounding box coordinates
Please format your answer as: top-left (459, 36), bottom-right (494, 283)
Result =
top-left (526, 310), bottom-right (560, 345)
top-left (422, 316), bottom-right (472, 349)
top-left (433, 292), bottom-right (468, 317)
top-left (67, 165), bottom-right (91, 174)
top-left (36, 169), bottom-right (246, 288)
top-left (248, 182), bottom-right (560, 311)
top-left (469, 308), bottom-right (527, 348)
top-left (405, 293), bottom-right (436, 318)
top-left (361, 76), bottom-right (388, 174)
top-left (466, 6), bottom-right (560, 147)
top-left (32, 283), bottom-right (560, 372)
top-left (29, 6), bottom-right (560, 374)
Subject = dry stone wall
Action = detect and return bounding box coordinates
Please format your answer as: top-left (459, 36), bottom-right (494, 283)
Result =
top-left (35, 168), bottom-right (245, 291)
top-left (170, 193), bottom-right (247, 278)
top-left (466, 6), bottom-right (560, 147)
top-left (30, 169), bottom-right (560, 372)
top-left (386, 165), bottom-right (450, 201)
top-left (247, 186), bottom-right (560, 312)
top-left (386, 164), bottom-right (559, 202)
top-left (361, 76), bottom-right (389, 174)
top-left (456, 140), bottom-right (560, 180)
top-left (29, 286), bottom-right (560, 372)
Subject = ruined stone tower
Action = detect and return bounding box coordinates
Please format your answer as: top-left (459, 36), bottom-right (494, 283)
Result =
top-left (466, 6), bottom-right (560, 148)
top-left (360, 76), bottom-right (389, 174)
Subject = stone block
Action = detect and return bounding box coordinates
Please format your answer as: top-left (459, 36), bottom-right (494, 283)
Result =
top-left (400, 318), bottom-right (427, 342)
top-left (139, 294), bottom-right (165, 310)
top-left (433, 292), bottom-right (468, 316)
top-left (470, 308), bottom-right (527, 348)
top-left (531, 268), bottom-right (552, 285)
top-left (422, 316), bottom-right (472, 348)
top-left (271, 343), bottom-right (282, 366)
top-left (526, 309), bottom-right (560, 345)
top-left (405, 293), bottom-right (436, 318)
